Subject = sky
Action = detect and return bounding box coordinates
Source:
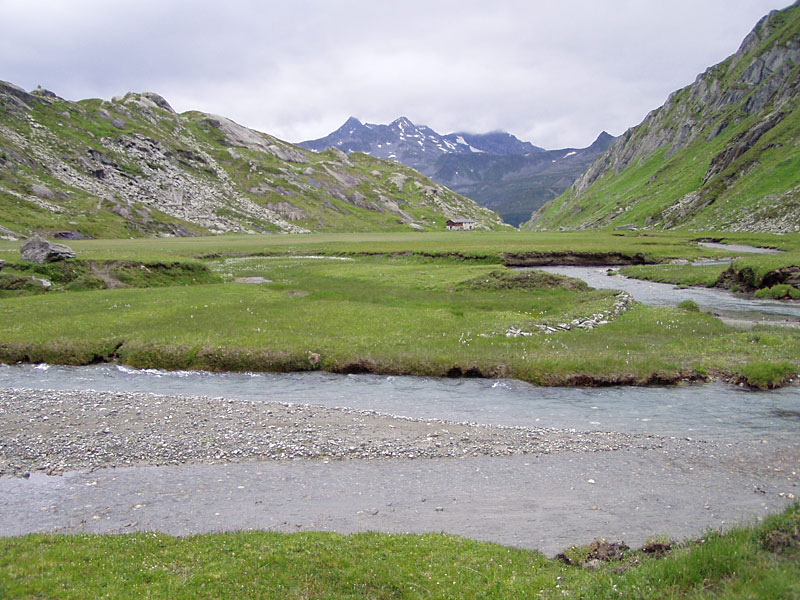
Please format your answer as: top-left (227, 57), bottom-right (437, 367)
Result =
top-left (0, 1), bottom-right (792, 149)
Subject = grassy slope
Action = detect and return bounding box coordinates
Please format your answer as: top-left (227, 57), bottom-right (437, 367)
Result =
top-left (0, 92), bottom-right (503, 238)
top-left (1, 504), bottom-right (798, 599)
top-left (0, 96), bottom-right (209, 239)
top-left (535, 107), bottom-right (800, 232)
top-left (528, 4), bottom-right (800, 232)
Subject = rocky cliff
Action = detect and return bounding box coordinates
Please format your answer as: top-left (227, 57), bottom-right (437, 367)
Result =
top-left (0, 85), bottom-right (505, 240)
top-left (526, 1), bottom-right (800, 233)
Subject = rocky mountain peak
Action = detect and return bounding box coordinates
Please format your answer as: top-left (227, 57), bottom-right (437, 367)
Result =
top-left (588, 131), bottom-right (615, 151)
top-left (300, 116), bottom-right (615, 226)
top-left (114, 92), bottom-right (175, 114)
top-left (339, 116), bottom-right (364, 132)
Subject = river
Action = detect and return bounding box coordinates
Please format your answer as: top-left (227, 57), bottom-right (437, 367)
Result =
top-left (1, 250), bottom-right (799, 554)
top-left (535, 265), bottom-right (800, 323)
top-left (1, 363), bottom-right (798, 554)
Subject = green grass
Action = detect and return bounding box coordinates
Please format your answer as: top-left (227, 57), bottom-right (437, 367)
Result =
top-left (1, 504), bottom-right (798, 599)
top-left (620, 263), bottom-right (728, 287)
top-left (6, 230), bottom-right (800, 263)
top-left (736, 360), bottom-right (797, 389)
top-left (0, 242), bottom-right (797, 385)
top-left (755, 284), bottom-right (800, 299)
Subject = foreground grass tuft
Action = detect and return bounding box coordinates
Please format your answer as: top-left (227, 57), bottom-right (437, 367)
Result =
top-left (736, 360), bottom-right (798, 389)
top-left (1, 505), bottom-right (798, 599)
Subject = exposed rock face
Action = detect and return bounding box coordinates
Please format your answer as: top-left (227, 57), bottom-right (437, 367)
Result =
top-left (528, 3), bottom-right (800, 232)
top-left (20, 236), bottom-right (76, 263)
top-left (30, 184), bottom-right (55, 200)
top-left (0, 225), bottom-right (19, 241)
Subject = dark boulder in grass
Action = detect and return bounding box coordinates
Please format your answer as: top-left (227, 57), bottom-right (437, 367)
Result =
top-left (0, 259), bottom-right (4, 272)
top-left (20, 235), bottom-right (76, 263)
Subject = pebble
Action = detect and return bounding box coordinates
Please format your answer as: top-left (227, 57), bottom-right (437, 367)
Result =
top-left (507, 291), bottom-right (633, 337)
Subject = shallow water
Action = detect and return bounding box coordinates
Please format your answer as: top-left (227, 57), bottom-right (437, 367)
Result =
top-left (2, 364), bottom-right (798, 552)
top-left (2, 363), bottom-right (798, 443)
top-left (698, 241), bottom-right (782, 254)
top-left (534, 265), bottom-right (800, 321)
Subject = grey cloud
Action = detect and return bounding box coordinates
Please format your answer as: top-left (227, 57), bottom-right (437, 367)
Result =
top-left (0, 0), bottom-right (790, 149)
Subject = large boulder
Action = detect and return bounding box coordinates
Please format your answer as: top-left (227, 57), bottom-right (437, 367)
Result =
top-left (20, 236), bottom-right (76, 263)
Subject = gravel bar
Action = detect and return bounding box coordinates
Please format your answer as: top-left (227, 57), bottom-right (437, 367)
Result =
top-left (0, 388), bottom-right (674, 476)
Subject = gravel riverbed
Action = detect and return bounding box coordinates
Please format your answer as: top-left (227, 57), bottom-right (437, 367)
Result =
top-left (0, 388), bottom-right (671, 477)
top-left (3, 386), bottom-right (798, 554)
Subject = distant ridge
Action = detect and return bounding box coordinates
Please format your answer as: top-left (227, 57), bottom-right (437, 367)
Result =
top-left (301, 118), bottom-right (614, 226)
top-left (300, 116), bottom-right (544, 172)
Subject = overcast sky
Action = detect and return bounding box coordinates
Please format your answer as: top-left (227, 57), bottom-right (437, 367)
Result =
top-left (0, 1), bottom-right (791, 149)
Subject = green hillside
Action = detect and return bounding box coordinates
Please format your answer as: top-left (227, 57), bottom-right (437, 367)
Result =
top-left (0, 85), bottom-right (505, 240)
top-left (526, 1), bottom-right (800, 233)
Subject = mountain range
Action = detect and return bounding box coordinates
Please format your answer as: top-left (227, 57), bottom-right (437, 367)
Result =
top-left (300, 118), bottom-right (615, 226)
top-left (2, 2), bottom-right (796, 240)
top-left (526, 1), bottom-right (800, 232)
top-left (0, 84), bottom-right (505, 240)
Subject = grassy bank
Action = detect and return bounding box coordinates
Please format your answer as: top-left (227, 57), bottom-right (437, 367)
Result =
top-left (0, 232), bottom-right (798, 387)
top-left (0, 259), bottom-right (220, 298)
top-left (620, 263), bottom-right (728, 288)
top-left (0, 253), bottom-right (797, 387)
top-left (1, 504), bottom-right (798, 599)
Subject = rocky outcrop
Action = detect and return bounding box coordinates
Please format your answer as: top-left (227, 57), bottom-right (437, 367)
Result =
top-left (703, 111), bottom-right (785, 183)
top-left (20, 236), bottom-right (76, 263)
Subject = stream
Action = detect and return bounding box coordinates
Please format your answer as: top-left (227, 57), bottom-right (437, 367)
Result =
top-left (2, 244), bottom-right (799, 553)
top-left (1, 363), bottom-right (799, 554)
top-left (0, 363), bottom-right (798, 442)
top-left (535, 265), bottom-right (800, 323)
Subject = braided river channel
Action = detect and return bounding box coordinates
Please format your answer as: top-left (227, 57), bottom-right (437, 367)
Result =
top-left (0, 259), bottom-right (798, 555)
